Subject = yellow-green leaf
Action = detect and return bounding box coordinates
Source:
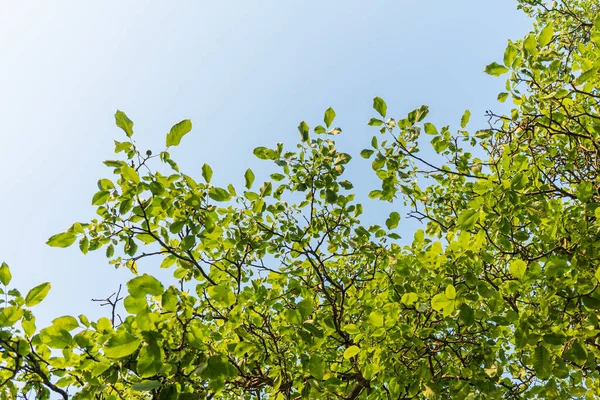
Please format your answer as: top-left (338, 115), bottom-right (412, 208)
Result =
top-left (324, 107), bottom-right (336, 128)
top-left (484, 62), bottom-right (509, 76)
top-left (445, 284), bottom-right (456, 300)
top-left (460, 109), bottom-right (471, 128)
top-left (0, 262), bottom-right (11, 286)
top-left (121, 165), bottom-right (140, 184)
top-left (509, 259), bottom-right (527, 280)
top-left (538, 24), bottom-right (554, 46)
top-left (104, 332), bottom-right (141, 359)
top-left (115, 110), bottom-right (134, 137)
top-left (401, 292), bottom-right (418, 306)
top-left (369, 311), bottom-right (384, 327)
top-left (166, 119), bottom-right (192, 147)
top-left (25, 283), bottom-right (51, 307)
top-left (373, 97), bottom-right (387, 118)
top-left (343, 345), bottom-right (360, 359)
top-left (127, 274), bottom-right (164, 298)
top-left (46, 232), bottom-right (76, 248)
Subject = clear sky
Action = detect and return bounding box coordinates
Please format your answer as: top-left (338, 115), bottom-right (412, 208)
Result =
top-left (0, 2), bottom-right (531, 327)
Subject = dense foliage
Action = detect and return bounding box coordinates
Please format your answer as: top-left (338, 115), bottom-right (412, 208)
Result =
top-left (2, 1), bottom-right (600, 398)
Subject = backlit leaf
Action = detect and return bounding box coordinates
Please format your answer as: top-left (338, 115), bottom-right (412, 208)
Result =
top-left (484, 62), bottom-right (509, 76)
top-left (115, 110), bottom-right (134, 137)
top-left (25, 283), bottom-right (51, 307)
top-left (104, 332), bottom-right (141, 359)
top-left (166, 119), bottom-right (192, 147)
top-left (47, 232), bottom-right (76, 248)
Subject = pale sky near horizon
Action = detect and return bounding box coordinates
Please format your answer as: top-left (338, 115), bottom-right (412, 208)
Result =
top-left (0, 2), bottom-right (531, 327)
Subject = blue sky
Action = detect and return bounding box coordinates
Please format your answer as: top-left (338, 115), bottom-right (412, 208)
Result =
top-left (0, 2), bottom-right (531, 327)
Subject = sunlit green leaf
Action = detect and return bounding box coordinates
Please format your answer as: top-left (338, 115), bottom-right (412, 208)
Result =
top-left (166, 119), bottom-right (192, 147)
top-left (46, 232), bottom-right (76, 248)
top-left (127, 274), bottom-right (165, 298)
top-left (104, 332), bottom-right (142, 358)
top-left (324, 107), bottom-right (336, 127)
top-left (202, 163), bottom-right (213, 183)
top-left (25, 283), bottom-right (51, 307)
top-left (343, 345), bottom-right (360, 359)
top-left (484, 62), bottom-right (509, 76)
top-left (115, 110), bottom-right (134, 137)
top-left (373, 97), bottom-right (387, 118)
top-left (0, 262), bottom-right (11, 286)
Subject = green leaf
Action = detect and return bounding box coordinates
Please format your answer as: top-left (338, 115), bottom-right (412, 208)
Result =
top-left (582, 295), bottom-right (600, 310)
top-left (497, 92), bottom-right (509, 102)
top-left (22, 315), bottom-right (36, 336)
top-left (253, 147), bottom-right (275, 160)
top-left (523, 33), bottom-right (537, 55)
top-left (209, 187), bottom-right (232, 202)
top-left (509, 260), bottom-right (527, 281)
top-left (297, 298), bottom-right (313, 319)
top-left (324, 107), bottom-right (336, 127)
top-left (459, 304), bottom-right (474, 326)
top-left (309, 355), bottom-right (325, 380)
top-left (533, 345), bottom-right (551, 380)
top-left (575, 67), bottom-right (599, 86)
top-left (538, 24), bottom-right (554, 46)
top-left (127, 274), bottom-right (165, 298)
top-left (484, 62), bottom-right (509, 76)
top-left (97, 178), bottom-right (115, 190)
top-left (166, 119), bottom-right (192, 147)
top-left (385, 211), bottom-right (400, 230)
top-left (121, 165), bottom-right (140, 184)
top-left (104, 332), bottom-right (142, 359)
top-left (298, 121), bottom-right (310, 142)
top-left (0, 262), bottom-right (11, 286)
top-left (575, 181), bottom-right (594, 202)
top-left (149, 181), bottom-right (164, 195)
top-left (369, 311), bottom-right (384, 327)
top-left (408, 105), bottom-right (429, 124)
top-left (373, 97), bottom-right (387, 118)
top-left (460, 109), bottom-right (471, 128)
top-left (91, 190), bottom-right (110, 205)
top-left (543, 333), bottom-right (565, 345)
top-left (25, 283), bottom-right (51, 307)
top-left (260, 181), bottom-right (272, 197)
top-left (207, 284), bottom-right (236, 307)
top-left (244, 169), bottom-right (255, 189)
top-left (133, 380), bottom-right (162, 391)
top-left (46, 232), bottom-right (76, 248)
top-left (431, 293), bottom-right (455, 316)
top-left (169, 222), bottom-right (185, 237)
top-left (503, 41), bottom-right (518, 67)
top-left (401, 292), bottom-right (418, 306)
top-left (457, 209), bottom-right (479, 230)
top-left (52, 315), bottom-right (79, 331)
top-left (343, 345), bottom-right (360, 359)
top-left (314, 125), bottom-right (326, 134)
top-left (124, 295), bottom-right (148, 314)
top-left (202, 163), bottom-right (213, 183)
top-left (137, 341), bottom-right (164, 378)
top-left (566, 342), bottom-right (587, 364)
top-left (424, 123), bottom-right (438, 135)
top-left (39, 326), bottom-right (71, 348)
top-left (180, 235), bottom-right (195, 251)
top-left (368, 118), bottom-right (383, 126)
top-left (360, 149), bottom-right (374, 158)
top-left (0, 306), bottom-right (23, 327)
top-left (115, 110), bottom-right (134, 137)
top-left (445, 284), bottom-right (456, 300)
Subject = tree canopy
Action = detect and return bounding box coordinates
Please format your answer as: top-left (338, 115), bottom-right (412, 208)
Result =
top-left (2, 0), bottom-right (600, 398)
